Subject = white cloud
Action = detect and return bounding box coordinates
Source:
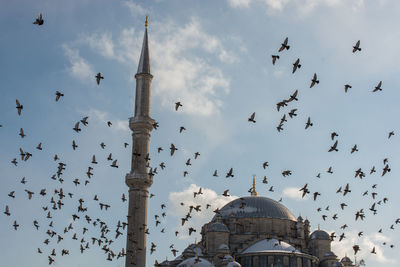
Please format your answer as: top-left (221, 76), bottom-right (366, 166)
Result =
top-left (228, 0), bottom-right (252, 8)
top-left (63, 45), bottom-right (95, 81)
top-left (78, 17), bottom-right (236, 116)
top-left (228, 0), bottom-right (365, 15)
top-left (124, 1), bottom-right (148, 16)
top-left (86, 108), bottom-right (129, 132)
top-left (168, 184), bottom-right (237, 240)
top-left (81, 32), bottom-right (115, 58)
top-left (282, 187), bottom-right (307, 201)
top-left (331, 230), bottom-right (395, 264)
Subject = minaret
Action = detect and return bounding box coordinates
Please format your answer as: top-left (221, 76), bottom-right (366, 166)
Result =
top-left (125, 15), bottom-right (155, 267)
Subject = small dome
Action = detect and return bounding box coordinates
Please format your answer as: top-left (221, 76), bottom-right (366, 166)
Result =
top-left (177, 257), bottom-right (213, 267)
top-left (332, 262), bottom-right (344, 267)
top-left (310, 230), bottom-right (330, 240)
top-left (218, 244), bottom-right (229, 250)
top-left (207, 222), bottom-right (229, 233)
top-left (227, 261), bottom-right (242, 267)
top-left (341, 256), bottom-right (352, 263)
top-left (240, 239), bottom-right (298, 254)
top-left (213, 196), bottom-right (296, 221)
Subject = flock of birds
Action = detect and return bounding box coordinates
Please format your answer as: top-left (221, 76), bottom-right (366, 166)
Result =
top-left (1, 12), bottom-right (398, 267)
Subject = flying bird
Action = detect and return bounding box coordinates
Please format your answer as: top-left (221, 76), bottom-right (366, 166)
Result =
top-left (96, 73), bottom-right (104, 85)
top-left (248, 112), bottom-right (256, 123)
top-left (170, 143), bottom-right (177, 156)
top-left (305, 117), bottom-right (313, 129)
top-left (278, 37), bottom-right (290, 52)
top-left (16, 99), bottom-right (23, 115)
top-left (33, 13), bottom-right (44, 25)
top-left (271, 55), bottom-right (279, 65)
top-left (352, 40), bottom-right (361, 53)
top-left (55, 91), bottom-right (64, 101)
top-left (175, 102), bottom-right (182, 111)
top-left (344, 84), bottom-right (352, 93)
top-left (292, 58), bottom-right (301, 73)
top-left (373, 81), bottom-right (382, 92)
top-left (310, 73), bottom-right (319, 88)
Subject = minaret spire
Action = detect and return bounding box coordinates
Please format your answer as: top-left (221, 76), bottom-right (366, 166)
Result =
top-left (251, 175), bottom-right (258, 196)
top-left (137, 15), bottom-right (151, 75)
top-left (125, 16), bottom-right (155, 267)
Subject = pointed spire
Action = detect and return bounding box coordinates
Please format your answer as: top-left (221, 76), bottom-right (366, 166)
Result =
top-left (137, 15), bottom-right (151, 75)
top-left (251, 175), bottom-right (258, 196)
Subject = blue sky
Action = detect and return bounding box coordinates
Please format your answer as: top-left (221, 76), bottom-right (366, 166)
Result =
top-left (1, 0), bottom-right (400, 266)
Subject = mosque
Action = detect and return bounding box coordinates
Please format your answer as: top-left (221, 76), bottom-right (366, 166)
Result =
top-left (126, 17), bottom-right (358, 267)
top-left (157, 179), bottom-right (358, 267)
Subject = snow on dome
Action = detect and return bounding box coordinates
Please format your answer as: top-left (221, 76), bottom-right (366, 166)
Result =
top-left (226, 261), bottom-right (242, 267)
top-left (310, 230), bottom-right (330, 240)
top-left (177, 257), bottom-right (214, 267)
top-left (207, 222), bottom-right (229, 233)
top-left (240, 238), bottom-right (298, 254)
top-left (213, 196), bottom-right (296, 221)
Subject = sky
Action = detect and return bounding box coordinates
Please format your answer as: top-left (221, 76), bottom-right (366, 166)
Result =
top-left (1, 0), bottom-right (400, 266)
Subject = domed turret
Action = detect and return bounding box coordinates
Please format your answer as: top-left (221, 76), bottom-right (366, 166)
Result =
top-left (341, 256), bottom-right (353, 266)
top-left (310, 230), bottom-right (330, 240)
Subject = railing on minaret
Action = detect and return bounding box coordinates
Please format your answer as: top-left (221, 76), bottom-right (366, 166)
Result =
top-left (125, 15), bottom-right (155, 267)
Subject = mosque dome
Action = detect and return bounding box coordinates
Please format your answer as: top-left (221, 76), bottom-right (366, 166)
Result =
top-left (341, 256), bottom-right (353, 264)
top-left (310, 230), bottom-right (330, 240)
top-left (240, 239), bottom-right (298, 254)
top-left (206, 222), bottom-right (229, 233)
top-left (177, 257), bottom-right (214, 267)
top-left (212, 196), bottom-right (296, 221)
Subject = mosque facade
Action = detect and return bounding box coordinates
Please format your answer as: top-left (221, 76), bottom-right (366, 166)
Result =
top-left (158, 181), bottom-right (357, 267)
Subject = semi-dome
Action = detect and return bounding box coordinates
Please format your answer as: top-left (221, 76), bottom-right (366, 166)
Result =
top-left (206, 222), bottom-right (229, 233)
top-left (240, 238), bottom-right (299, 254)
top-left (310, 230), bottom-right (330, 240)
top-left (212, 196), bottom-right (296, 221)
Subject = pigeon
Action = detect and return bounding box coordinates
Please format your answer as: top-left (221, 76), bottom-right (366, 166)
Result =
top-left (344, 84), bottom-right (352, 93)
top-left (271, 55), bottom-right (279, 65)
top-left (96, 73), bottom-right (104, 85)
top-left (388, 131), bottom-right (394, 139)
top-left (226, 168), bottom-right (234, 178)
top-left (278, 37), bottom-right (290, 52)
top-left (55, 91), bottom-right (64, 101)
top-left (170, 143), bottom-right (177, 156)
top-left (373, 81), bottom-right (382, 92)
top-left (73, 122), bottom-right (81, 133)
top-left (310, 73), bottom-right (319, 88)
top-left (248, 112), bottom-right (256, 123)
top-left (80, 116), bottom-right (89, 126)
top-left (288, 109), bottom-right (297, 118)
top-left (175, 102), bottom-right (182, 111)
top-left (111, 160), bottom-right (118, 168)
top-left (292, 58), bottom-right (301, 73)
top-left (16, 99), bottom-right (23, 115)
top-left (305, 117), bottom-right (313, 129)
top-left (33, 13), bottom-right (44, 25)
top-left (352, 40), bottom-right (361, 53)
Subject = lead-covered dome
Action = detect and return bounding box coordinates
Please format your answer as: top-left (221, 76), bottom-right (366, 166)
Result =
top-left (213, 196), bottom-right (296, 221)
top-left (310, 230), bottom-right (330, 240)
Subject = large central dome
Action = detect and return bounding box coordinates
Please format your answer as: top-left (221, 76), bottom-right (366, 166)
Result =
top-left (213, 196), bottom-right (296, 221)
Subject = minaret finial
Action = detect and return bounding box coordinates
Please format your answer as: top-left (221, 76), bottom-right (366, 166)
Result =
top-left (145, 15), bottom-right (149, 28)
top-left (318, 224), bottom-right (320, 230)
top-left (251, 175), bottom-right (258, 196)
